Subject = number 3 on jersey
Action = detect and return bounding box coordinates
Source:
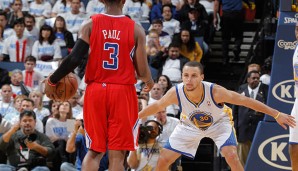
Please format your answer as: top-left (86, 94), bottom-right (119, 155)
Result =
top-left (103, 43), bottom-right (119, 70)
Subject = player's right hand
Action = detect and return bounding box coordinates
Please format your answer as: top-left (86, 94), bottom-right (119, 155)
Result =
top-left (142, 79), bottom-right (154, 92)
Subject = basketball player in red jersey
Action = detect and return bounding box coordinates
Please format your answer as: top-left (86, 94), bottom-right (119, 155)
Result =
top-left (44, 0), bottom-right (154, 170)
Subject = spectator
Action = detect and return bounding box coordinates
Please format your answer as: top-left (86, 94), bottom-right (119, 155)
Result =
top-left (20, 0), bottom-right (30, 12)
top-left (29, 90), bottom-right (50, 121)
top-left (32, 24), bottom-right (62, 61)
top-left (29, 0), bottom-right (52, 29)
top-left (127, 120), bottom-right (163, 170)
top-left (181, 7), bottom-right (209, 49)
top-left (42, 100), bottom-right (60, 127)
top-left (68, 92), bottom-right (82, 118)
top-left (213, 0), bottom-right (248, 64)
top-left (247, 63), bottom-right (261, 73)
top-left (151, 42), bottom-right (189, 84)
top-left (175, 29), bottom-right (203, 62)
top-left (3, 94), bottom-right (26, 122)
top-left (6, 0), bottom-right (28, 28)
top-left (151, 0), bottom-right (177, 22)
top-left (58, 0), bottom-right (87, 35)
top-left (0, 25), bottom-right (4, 60)
top-left (0, 84), bottom-right (15, 117)
top-left (233, 70), bottom-right (268, 166)
top-left (157, 75), bottom-right (172, 94)
top-left (24, 14), bottom-right (39, 47)
top-left (0, 67), bottom-right (11, 88)
top-left (161, 4), bottom-right (180, 37)
top-left (123, 0), bottom-right (150, 25)
top-left (86, 0), bottom-right (105, 17)
top-left (146, 29), bottom-right (163, 80)
top-left (10, 69), bottom-right (24, 95)
top-left (0, 110), bottom-right (12, 135)
top-left (0, 11), bottom-right (14, 40)
top-left (147, 19), bottom-right (172, 48)
top-left (156, 75), bottom-right (178, 117)
top-left (51, 0), bottom-right (86, 17)
top-left (0, 114), bottom-right (12, 164)
top-left (60, 119), bottom-right (109, 171)
top-left (15, 98), bottom-right (45, 133)
top-left (53, 16), bottom-right (75, 57)
top-left (178, 0), bottom-right (208, 23)
top-left (0, 110), bottom-right (55, 171)
top-left (260, 56), bottom-right (272, 86)
top-left (0, 0), bottom-right (11, 13)
top-left (2, 18), bottom-right (33, 62)
top-left (155, 109), bottom-right (179, 170)
top-left (45, 101), bottom-right (74, 171)
top-left (146, 29), bottom-right (163, 55)
top-left (22, 56), bottom-right (44, 90)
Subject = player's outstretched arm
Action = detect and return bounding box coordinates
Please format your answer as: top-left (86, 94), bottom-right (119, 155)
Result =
top-left (212, 85), bottom-right (296, 130)
top-left (47, 19), bottom-right (92, 84)
top-left (133, 23), bottom-right (154, 92)
top-left (139, 87), bottom-right (178, 119)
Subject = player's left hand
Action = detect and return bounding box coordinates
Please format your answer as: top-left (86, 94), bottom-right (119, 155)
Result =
top-left (276, 113), bottom-right (296, 130)
top-left (43, 76), bottom-right (60, 101)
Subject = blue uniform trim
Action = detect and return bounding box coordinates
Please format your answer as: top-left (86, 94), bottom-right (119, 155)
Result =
top-left (164, 141), bottom-right (195, 159)
top-left (182, 84), bottom-right (205, 108)
top-left (219, 129), bottom-right (237, 150)
top-left (210, 84), bottom-right (224, 108)
top-left (289, 142), bottom-right (298, 144)
top-left (176, 85), bottom-right (182, 113)
top-left (133, 119), bottom-right (139, 130)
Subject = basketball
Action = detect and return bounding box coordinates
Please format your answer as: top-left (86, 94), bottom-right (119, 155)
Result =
top-left (45, 73), bottom-right (78, 101)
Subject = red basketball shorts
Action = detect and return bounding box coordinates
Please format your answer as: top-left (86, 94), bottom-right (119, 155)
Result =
top-left (83, 82), bottom-right (138, 152)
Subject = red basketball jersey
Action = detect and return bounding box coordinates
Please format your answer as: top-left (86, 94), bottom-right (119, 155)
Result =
top-left (85, 14), bottom-right (136, 85)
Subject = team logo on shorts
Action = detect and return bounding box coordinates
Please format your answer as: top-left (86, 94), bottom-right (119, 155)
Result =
top-left (189, 111), bottom-right (213, 131)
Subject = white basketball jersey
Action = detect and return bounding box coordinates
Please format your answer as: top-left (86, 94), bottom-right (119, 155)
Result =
top-left (176, 81), bottom-right (232, 131)
top-left (293, 45), bottom-right (298, 97)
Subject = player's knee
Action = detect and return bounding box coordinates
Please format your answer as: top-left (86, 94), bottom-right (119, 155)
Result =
top-left (224, 149), bottom-right (239, 162)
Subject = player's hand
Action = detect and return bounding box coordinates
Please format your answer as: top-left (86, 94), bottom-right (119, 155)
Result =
top-left (142, 78), bottom-right (154, 92)
top-left (43, 76), bottom-right (60, 101)
top-left (276, 113), bottom-right (296, 130)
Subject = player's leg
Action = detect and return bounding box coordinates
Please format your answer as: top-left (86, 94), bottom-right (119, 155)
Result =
top-left (210, 118), bottom-right (243, 171)
top-left (155, 148), bottom-right (181, 171)
top-left (107, 84), bottom-right (139, 169)
top-left (82, 150), bottom-right (105, 171)
top-left (82, 83), bottom-right (108, 170)
top-left (289, 144), bottom-right (298, 171)
top-left (108, 150), bottom-right (127, 171)
top-left (221, 145), bottom-right (243, 171)
top-left (289, 100), bottom-right (298, 171)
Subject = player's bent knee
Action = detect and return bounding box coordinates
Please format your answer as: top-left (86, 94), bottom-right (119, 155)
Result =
top-left (222, 147), bottom-right (239, 162)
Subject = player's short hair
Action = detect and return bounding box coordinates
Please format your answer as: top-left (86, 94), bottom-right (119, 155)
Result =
top-left (183, 61), bottom-right (204, 74)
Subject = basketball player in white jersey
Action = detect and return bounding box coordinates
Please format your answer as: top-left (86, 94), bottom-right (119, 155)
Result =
top-left (289, 22), bottom-right (298, 171)
top-left (139, 61), bottom-right (296, 171)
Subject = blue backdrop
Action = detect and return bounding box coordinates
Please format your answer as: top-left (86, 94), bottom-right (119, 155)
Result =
top-left (246, 11), bottom-right (296, 170)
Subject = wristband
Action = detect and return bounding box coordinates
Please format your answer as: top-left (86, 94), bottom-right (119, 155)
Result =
top-left (47, 77), bottom-right (57, 87)
top-left (274, 112), bottom-right (281, 120)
